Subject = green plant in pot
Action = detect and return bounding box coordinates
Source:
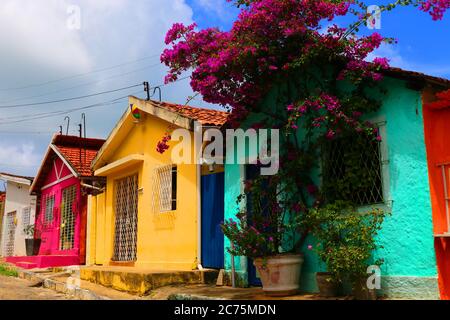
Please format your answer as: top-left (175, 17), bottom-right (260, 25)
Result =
top-left (309, 201), bottom-right (387, 300)
top-left (222, 170), bottom-right (310, 297)
top-left (23, 224), bottom-right (41, 256)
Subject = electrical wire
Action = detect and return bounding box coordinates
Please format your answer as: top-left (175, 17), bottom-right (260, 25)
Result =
top-left (0, 75), bottom-right (191, 127)
top-left (0, 92), bottom-right (140, 125)
top-left (0, 53), bottom-right (162, 91)
top-left (0, 83), bottom-right (142, 109)
top-left (0, 62), bottom-right (162, 105)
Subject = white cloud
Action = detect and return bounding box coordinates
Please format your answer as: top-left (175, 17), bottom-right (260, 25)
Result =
top-left (0, 142), bottom-right (41, 176)
top-left (0, 0), bottom-right (208, 177)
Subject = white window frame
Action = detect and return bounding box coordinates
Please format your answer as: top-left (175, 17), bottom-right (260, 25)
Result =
top-left (153, 164), bottom-right (177, 213)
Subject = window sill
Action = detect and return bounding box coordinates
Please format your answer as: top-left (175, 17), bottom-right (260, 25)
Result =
top-left (357, 200), bottom-right (393, 214)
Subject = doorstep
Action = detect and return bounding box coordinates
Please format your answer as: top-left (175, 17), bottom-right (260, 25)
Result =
top-left (16, 266), bottom-right (141, 300)
top-left (80, 265), bottom-right (219, 296)
top-left (6, 255), bottom-right (80, 269)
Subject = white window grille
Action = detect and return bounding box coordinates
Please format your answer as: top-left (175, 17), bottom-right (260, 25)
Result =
top-left (113, 175), bottom-right (138, 262)
top-left (59, 185), bottom-right (77, 250)
top-left (21, 207), bottom-right (31, 235)
top-left (322, 128), bottom-right (384, 206)
top-left (4, 211), bottom-right (16, 257)
top-left (44, 194), bottom-right (55, 225)
top-left (152, 165), bottom-right (177, 213)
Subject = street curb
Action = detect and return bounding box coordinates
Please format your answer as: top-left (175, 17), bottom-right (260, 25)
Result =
top-left (18, 268), bottom-right (111, 300)
top-left (168, 293), bottom-right (227, 300)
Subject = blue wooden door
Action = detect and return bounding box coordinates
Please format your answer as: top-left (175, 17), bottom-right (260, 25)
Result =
top-left (201, 172), bottom-right (225, 269)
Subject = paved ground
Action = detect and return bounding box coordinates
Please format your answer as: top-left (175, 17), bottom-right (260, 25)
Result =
top-left (147, 284), bottom-right (352, 300)
top-left (0, 275), bottom-right (78, 300)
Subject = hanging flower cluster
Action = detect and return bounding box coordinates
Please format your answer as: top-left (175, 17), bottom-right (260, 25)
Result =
top-left (156, 132), bottom-right (171, 154)
top-left (161, 0), bottom-right (448, 257)
top-left (420, 0), bottom-right (450, 20)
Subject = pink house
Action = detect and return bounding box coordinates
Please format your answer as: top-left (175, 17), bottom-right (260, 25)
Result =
top-left (6, 134), bottom-right (105, 269)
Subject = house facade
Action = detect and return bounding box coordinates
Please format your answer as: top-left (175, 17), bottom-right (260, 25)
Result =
top-left (5, 134), bottom-right (105, 269)
top-left (0, 173), bottom-right (36, 258)
top-left (223, 68), bottom-right (450, 300)
top-left (0, 192), bottom-right (5, 253)
top-left (86, 97), bottom-right (228, 272)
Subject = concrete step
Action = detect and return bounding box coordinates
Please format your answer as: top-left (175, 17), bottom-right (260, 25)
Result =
top-left (80, 266), bottom-right (220, 296)
top-left (16, 262), bottom-right (38, 269)
top-left (6, 255), bottom-right (80, 269)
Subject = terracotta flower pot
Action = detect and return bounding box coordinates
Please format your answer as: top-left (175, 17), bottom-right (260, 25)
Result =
top-left (253, 254), bottom-right (304, 297)
top-left (316, 272), bottom-right (339, 297)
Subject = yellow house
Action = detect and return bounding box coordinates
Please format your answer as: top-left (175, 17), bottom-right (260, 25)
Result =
top-left (87, 96), bottom-right (228, 271)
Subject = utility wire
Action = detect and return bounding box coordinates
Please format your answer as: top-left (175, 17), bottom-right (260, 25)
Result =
top-left (0, 63), bottom-right (162, 105)
top-left (0, 83), bottom-right (142, 109)
top-left (0, 131), bottom-right (54, 134)
top-left (0, 75), bottom-right (191, 126)
top-left (0, 92), bottom-right (139, 125)
top-left (0, 53), bottom-right (161, 91)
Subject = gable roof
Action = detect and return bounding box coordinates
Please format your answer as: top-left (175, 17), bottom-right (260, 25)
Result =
top-left (30, 134), bottom-right (105, 193)
top-left (0, 172), bottom-right (33, 185)
top-left (92, 96), bottom-right (229, 170)
top-left (385, 67), bottom-right (450, 89)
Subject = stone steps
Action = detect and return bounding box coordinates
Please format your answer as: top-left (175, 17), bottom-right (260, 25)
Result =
top-left (80, 266), bottom-right (219, 296)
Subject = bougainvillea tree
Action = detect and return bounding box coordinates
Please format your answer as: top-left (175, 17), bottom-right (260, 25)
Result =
top-left (160, 0), bottom-right (449, 259)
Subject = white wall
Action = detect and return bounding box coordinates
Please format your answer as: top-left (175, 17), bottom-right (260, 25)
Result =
top-left (1, 181), bottom-right (36, 257)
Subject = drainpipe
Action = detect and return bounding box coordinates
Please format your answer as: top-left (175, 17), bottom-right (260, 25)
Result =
top-left (195, 122), bottom-right (203, 270)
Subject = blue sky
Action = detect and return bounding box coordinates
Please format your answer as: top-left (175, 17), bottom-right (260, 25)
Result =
top-left (0, 0), bottom-right (448, 184)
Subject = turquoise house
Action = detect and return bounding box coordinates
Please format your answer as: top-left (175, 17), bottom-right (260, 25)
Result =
top-left (223, 68), bottom-right (450, 299)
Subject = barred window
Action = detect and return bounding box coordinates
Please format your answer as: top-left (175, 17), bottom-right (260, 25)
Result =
top-left (153, 165), bottom-right (177, 212)
top-left (60, 185), bottom-right (77, 250)
top-left (21, 206), bottom-right (31, 234)
top-left (44, 195), bottom-right (55, 224)
top-left (322, 131), bottom-right (384, 206)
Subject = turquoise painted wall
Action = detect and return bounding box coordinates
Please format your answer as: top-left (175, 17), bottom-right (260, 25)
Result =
top-left (223, 77), bottom-right (439, 298)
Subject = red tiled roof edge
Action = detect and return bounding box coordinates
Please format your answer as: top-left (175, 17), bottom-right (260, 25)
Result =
top-left (136, 98), bottom-right (229, 126)
top-left (385, 67), bottom-right (450, 88)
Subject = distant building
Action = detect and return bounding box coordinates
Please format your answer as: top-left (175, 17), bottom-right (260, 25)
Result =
top-left (5, 134), bottom-right (104, 268)
top-left (0, 173), bottom-right (36, 258)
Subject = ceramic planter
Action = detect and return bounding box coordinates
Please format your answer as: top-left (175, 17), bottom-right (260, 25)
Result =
top-left (25, 239), bottom-right (34, 256)
top-left (253, 253), bottom-right (304, 296)
top-left (25, 238), bottom-right (41, 256)
top-left (316, 272), bottom-right (340, 297)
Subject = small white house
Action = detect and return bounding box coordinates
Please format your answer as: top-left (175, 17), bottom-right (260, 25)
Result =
top-left (0, 173), bottom-right (36, 257)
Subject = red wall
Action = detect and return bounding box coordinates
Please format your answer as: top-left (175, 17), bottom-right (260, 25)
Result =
top-left (423, 89), bottom-right (450, 299)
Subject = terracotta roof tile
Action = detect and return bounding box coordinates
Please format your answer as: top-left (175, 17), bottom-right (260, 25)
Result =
top-left (52, 135), bottom-right (105, 177)
top-left (151, 100), bottom-right (229, 126)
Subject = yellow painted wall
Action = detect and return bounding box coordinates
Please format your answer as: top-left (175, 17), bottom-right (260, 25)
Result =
top-left (88, 110), bottom-right (200, 271)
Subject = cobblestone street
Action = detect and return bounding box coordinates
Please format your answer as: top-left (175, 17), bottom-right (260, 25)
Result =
top-left (0, 275), bottom-right (77, 300)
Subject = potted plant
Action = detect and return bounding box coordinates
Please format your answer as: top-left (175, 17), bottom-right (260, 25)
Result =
top-left (222, 173), bottom-right (308, 296)
top-left (309, 202), bottom-right (387, 299)
top-left (23, 224), bottom-right (41, 256)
